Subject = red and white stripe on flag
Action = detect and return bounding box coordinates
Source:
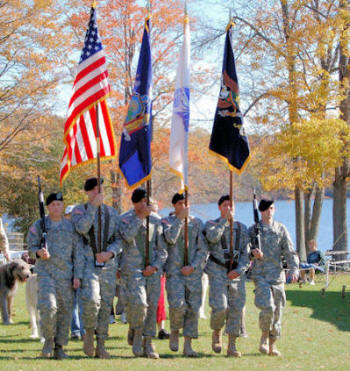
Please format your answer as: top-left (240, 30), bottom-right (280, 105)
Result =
top-left (60, 100), bottom-right (116, 184)
top-left (59, 5), bottom-right (117, 185)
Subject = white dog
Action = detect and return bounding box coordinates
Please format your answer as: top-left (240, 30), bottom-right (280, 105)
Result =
top-left (25, 273), bottom-right (43, 342)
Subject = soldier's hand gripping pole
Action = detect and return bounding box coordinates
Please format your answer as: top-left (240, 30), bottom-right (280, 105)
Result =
top-left (252, 189), bottom-right (262, 251)
top-left (37, 176), bottom-right (49, 257)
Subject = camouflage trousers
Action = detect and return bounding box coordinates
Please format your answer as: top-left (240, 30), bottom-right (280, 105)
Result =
top-left (208, 274), bottom-right (246, 336)
top-left (81, 264), bottom-right (117, 340)
top-left (37, 276), bottom-right (73, 346)
top-left (125, 272), bottom-right (161, 337)
top-left (166, 273), bottom-right (202, 338)
top-left (254, 279), bottom-right (286, 339)
top-left (115, 277), bottom-right (127, 315)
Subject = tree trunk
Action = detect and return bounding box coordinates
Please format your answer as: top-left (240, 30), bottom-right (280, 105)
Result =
top-left (295, 186), bottom-right (306, 262)
top-left (333, 167), bottom-right (348, 253)
top-left (309, 185), bottom-right (324, 246)
top-left (303, 185), bottom-right (325, 254)
top-left (333, 0), bottom-right (350, 256)
top-left (304, 187), bottom-right (313, 247)
top-left (110, 168), bottom-right (122, 214)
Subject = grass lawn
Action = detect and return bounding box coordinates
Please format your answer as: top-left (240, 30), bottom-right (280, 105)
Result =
top-left (1, 274), bottom-right (350, 370)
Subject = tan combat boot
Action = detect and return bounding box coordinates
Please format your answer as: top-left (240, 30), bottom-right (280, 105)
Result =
top-left (269, 336), bottom-right (281, 356)
top-left (259, 331), bottom-right (269, 354)
top-left (143, 336), bottom-right (159, 359)
top-left (54, 344), bottom-right (68, 360)
top-left (212, 329), bottom-right (222, 353)
top-left (169, 330), bottom-right (179, 352)
top-left (41, 338), bottom-right (53, 358)
top-left (132, 329), bottom-right (143, 357)
top-left (183, 336), bottom-right (198, 357)
top-left (83, 328), bottom-right (95, 357)
top-left (227, 334), bottom-right (241, 357)
top-left (95, 338), bottom-right (111, 359)
top-left (127, 327), bottom-right (134, 346)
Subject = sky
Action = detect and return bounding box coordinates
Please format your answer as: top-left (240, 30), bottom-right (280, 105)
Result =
top-left (54, 0), bottom-right (246, 134)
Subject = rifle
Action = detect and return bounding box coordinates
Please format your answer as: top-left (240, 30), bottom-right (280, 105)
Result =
top-left (37, 176), bottom-right (49, 256)
top-left (252, 190), bottom-right (262, 251)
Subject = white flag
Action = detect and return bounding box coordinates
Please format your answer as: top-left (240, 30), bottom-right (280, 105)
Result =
top-left (169, 16), bottom-right (190, 191)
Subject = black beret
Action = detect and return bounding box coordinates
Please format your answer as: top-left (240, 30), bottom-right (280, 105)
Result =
top-left (218, 195), bottom-right (230, 206)
top-left (131, 188), bottom-right (147, 203)
top-left (46, 192), bottom-right (63, 206)
top-left (258, 199), bottom-right (274, 212)
top-left (84, 177), bottom-right (104, 191)
top-left (172, 192), bottom-right (185, 204)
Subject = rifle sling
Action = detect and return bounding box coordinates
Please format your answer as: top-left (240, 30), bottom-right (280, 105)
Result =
top-left (211, 222), bottom-right (241, 272)
top-left (179, 223), bottom-right (193, 266)
top-left (85, 204), bottom-right (110, 256)
top-left (135, 223), bottom-right (155, 265)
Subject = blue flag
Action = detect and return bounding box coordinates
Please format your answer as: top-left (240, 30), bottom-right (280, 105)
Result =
top-left (119, 18), bottom-right (152, 188)
top-left (209, 22), bottom-right (250, 174)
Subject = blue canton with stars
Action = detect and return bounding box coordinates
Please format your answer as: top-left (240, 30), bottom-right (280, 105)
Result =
top-left (79, 7), bottom-right (103, 64)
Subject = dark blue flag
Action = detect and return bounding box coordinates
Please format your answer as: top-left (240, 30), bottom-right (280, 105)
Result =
top-left (119, 18), bottom-right (152, 188)
top-left (209, 22), bottom-right (250, 174)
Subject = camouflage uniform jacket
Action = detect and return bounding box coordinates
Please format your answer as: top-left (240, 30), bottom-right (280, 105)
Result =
top-left (162, 215), bottom-right (207, 276)
top-left (27, 217), bottom-right (84, 280)
top-left (118, 209), bottom-right (167, 274)
top-left (204, 217), bottom-right (250, 278)
top-left (72, 203), bottom-right (120, 266)
top-left (248, 220), bottom-right (299, 284)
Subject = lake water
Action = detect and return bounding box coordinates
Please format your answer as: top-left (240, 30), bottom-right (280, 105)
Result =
top-left (159, 199), bottom-right (350, 253)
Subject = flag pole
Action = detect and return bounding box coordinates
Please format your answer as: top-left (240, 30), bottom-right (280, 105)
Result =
top-left (229, 170), bottom-right (234, 271)
top-left (145, 180), bottom-right (151, 267)
top-left (184, 188), bottom-right (188, 266)
top-left (96, 103), bottom-right (102, 256)
top-left (145, 0), bottom-right (151, 269)
top-left (183, 0), bottom-right (189, 267)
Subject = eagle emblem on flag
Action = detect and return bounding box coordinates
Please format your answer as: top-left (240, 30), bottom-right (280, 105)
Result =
top-left (217, 71), bottom-right (242, 123)
top-left (122, 92), bottom-right (150, 141)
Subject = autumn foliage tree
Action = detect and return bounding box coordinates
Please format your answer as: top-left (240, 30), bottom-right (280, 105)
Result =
top-left (65, 0), bottom-right (216, 211)
top-left (0, 0), bottom-right (77, 152)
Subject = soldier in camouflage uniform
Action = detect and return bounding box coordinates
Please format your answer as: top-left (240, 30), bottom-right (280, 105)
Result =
top-left (249, 199), bottom-right (299, 356)
top-left (27, 192), bottom-right (83, 359)
top-left (118, 188), bottom-right (167, 359)
top-left (72, 177), bottom-right (120, 359)
top-left (203, 195), bottom-right (250, 357)
top-left (162, 193), bottom-right (207, 357)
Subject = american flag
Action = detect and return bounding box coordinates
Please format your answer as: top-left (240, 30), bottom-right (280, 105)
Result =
top-left (60, 5), bottom-right (116, 184)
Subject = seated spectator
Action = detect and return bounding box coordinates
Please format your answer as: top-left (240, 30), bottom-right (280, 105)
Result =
top-left (300, 240), bottom-right (325, 285)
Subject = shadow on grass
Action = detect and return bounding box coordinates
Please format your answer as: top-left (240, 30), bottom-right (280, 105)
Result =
top-left (107, 335), bottom-right (124, 341)
top-left (0, 354), bottom-right (141, 361)
top-left (286, 289), bottom-right (350, 331)
top-left (160, 352), bottom-right (212, 359)
top-left (0, 337), bottom-right (41, 344)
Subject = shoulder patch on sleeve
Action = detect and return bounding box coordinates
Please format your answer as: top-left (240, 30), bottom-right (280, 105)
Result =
top-left (161, 218), bottom-right (170, 224)
top-left (122, 218), bottom-right (130, 224)
top-left (29, 226), bottom-right (37, 235)
top-left (207, 220), bottom-right (216, 225)
top-left (74, 208), bottom-right (83, 215)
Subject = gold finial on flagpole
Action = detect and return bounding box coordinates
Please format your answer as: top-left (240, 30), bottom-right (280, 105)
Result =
top-left (92, 1), bottom-right (97, 8)
top-left (145, 0), bottom-right (151, 21)
top-left (226, 7), bottom-right (235, 31)
top-left (184, 0), bottom-right (189, 24)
